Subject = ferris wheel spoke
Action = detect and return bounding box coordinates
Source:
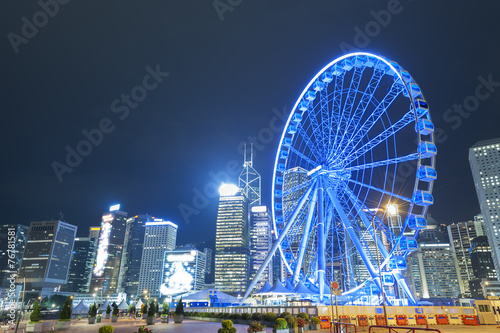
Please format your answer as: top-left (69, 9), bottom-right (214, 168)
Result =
top-left (331, 66), bottom-right (364, 157)
top-left (319, 88), bottom-right (332, 156)
top-left (288, 146), bottom-right (320, 167)
top-left (295, 125), bottom-right (323, 161)
top-left (343, 152), bottom-right (419, 172)
top-left (328, 81), bottom-right (404, 164)
top-left (342, 110), bottom-right (416, 165)
top-left (330, 73), bottom-right (346, 154)
top-left (342, 177), bottom-right (413, 204)
top-left (293, 183), bottom-right (318, 282)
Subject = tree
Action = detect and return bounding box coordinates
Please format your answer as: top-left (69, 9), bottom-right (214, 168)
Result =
top-left (174, 297), bottom-right (184, 315)
top-left (30, 301), bottom-right (41, 323)
top-left (162, 302), bottom-right (169, 315)
top-left (141, 303), bottom-right (148, 315)
top-left (155, 302), bottom-right (159, 316)
top-left (59, 297), bottom-right (73, 320)
top-left (88, 303), bottom-right (98, 317)
top-left (112, 302), bottom-right (119, 316)
top-left (147, 300), bottom-right (155, 317)
top-left (106, 304), bottom-right (111, 315)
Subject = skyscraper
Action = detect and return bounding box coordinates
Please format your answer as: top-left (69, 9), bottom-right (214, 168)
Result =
top-left (446, 215), bottom-right (485, 297)
top-left (469, 138), bottom-right (500, 279)
top-left (122, 214), bottom-right (151, 297)
top-left (0, 224), bottom-right (28, 291)
top-left (60, 234), bottom-right (97, 293)
top-left (249, 206), bottom-right (273, 290)
top-left (90, 205), bottom-right (128, 294)
top-left (469, 235), bottom-right (497, 298)
top-left (215, 184), bottom-right (249, 294)
top-left (238, 144), bottom-right (261, 208)
top-left (18, 220), bottom-right (77, 296)
top-left (137, 219), bottom-right (177, 298)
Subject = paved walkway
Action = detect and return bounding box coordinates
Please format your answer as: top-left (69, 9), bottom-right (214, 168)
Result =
top-left (2, 318), bottom-right (500, 333)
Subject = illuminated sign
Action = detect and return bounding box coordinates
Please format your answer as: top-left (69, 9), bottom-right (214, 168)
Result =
top-left (160, 250), bottom-right (198, 296)
top-left (251, 206), bottom-right (267, 213)
top-left (93, 214), bottom-right (114, 276)
top-left (109, 204), bottom-right (120, 211)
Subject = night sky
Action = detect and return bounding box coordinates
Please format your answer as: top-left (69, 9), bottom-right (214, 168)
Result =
top-left (2, 1), bottom-right (500, 245)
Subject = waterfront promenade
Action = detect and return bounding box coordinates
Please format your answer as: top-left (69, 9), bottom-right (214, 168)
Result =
top-left (2, 318), bottom-right (500, 333)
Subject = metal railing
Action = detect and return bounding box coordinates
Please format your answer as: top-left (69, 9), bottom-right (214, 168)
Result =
top-left (331, 321), bottom-right (358, 333)
top-left (368, 325), bottom-right (441, 333)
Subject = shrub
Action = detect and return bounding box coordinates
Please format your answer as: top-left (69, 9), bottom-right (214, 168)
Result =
top-left (280, 311), bottom-right (291, 318)
top-left (217, 313), bottom-right (225, 319)
top-left (218, 320), bottom-right (236, 333)
top-left (274, 318), bottom-right (287, 330)
top-left (136, 326), bottom-right (153, 333)
top-left (141, 303), bottom-right (148, 315)
top-left (251, 312), bottom-right (262, 321)
top-left (222, 313), bottom-right (231, 319)
top-left (88, 303), bottom-right (97, 317)
top-left (148, 300), bottom-right (156, 317)
top-left (174, 298), bottom-right (184, 315)
top-left (112, 302), bottom-right (119, 316)
top-left (265, 312), bottom-right (276, 322)
top-left (297, 318), bottom-right (306, 328)
top-left (230, 313), bottom-right (240, 320)
top-left (285, 315), bottom-right (297, 328)
top-left (298, 312), bottom-right (309, 323)
top-left (99, 325), bottom-right (114, 333)
top-left (30, 301), bottom-right (41, 323)
top-left (106, 304), bottom-right (111, 315)
top-left (59, 297), bottom-right (72, 320)
top-left (242, 313), bottom-right (252, 320)
top-left (311, 317), bottom-right (321, 324)
top-left (129, 304), bottom-right (136, 313)
top-left (247, 321), bottom-right (265, 333)
top-left (162, 302), bottom-right (169, 315)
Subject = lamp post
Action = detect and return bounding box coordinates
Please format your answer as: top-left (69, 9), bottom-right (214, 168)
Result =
top-left (372, 210), bottom-right (388, 325)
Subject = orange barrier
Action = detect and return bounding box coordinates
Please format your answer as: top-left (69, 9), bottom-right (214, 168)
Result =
top-left (415, 314), bottom-right (427, 325)
top-left (396, 314), bottom-right (408, 326)
top-left (461, 315), bottom-right (479, 325)
top-left (318, 316), bottom-right (331, 329)
top-left (375, 315), bottom-right (386, 326)
top-left (436, 314), bottom-right (448, 325)
top-left (357, 315), bottom-right (368, 327)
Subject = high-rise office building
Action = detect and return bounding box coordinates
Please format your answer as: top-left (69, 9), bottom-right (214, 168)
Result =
top-left (249, 206), bottom-right (273, 290)
top-left (90, 205), bottom-right (128, 294)
top-left (204, 248), bottom-right (213, 284)
top-left (469, 138), bottom-right (500, 279)
top-left (407, 219), bottom-right (461, 298)
top-left (215, 184), bottom-right (249, 294)
top-left (18, 220), bottom-right (77, 296)
top-left (61, 234), bottom-right (97, 293)
top-left (160, 245), bottom-right (206, 297)
top-left (469, 235), bottom-right (497, 298)
top-left (137, 219), bottom-right (177, 298)
top-left (0, 224), bottom-right (29, 291)
top-left (447, 215), bottom-right (486, 296)
top-left (122, 214), bottom-right (151, 297)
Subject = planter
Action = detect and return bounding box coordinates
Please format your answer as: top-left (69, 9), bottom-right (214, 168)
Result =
top-left (289, 328), bottom-right (299, 333)
top-left (111, 315), bottom-right (118, 322)
top-left (56, 320), bottom-right (71, 331)
top-left (174, 314), bottom-right (183, 323)
top-left (161, 316), bottom-right (169, 323)
top-left (308, 323), bottom-right (319, 330)
top-left (26, 322), bottom-right (43, 333)
top-left (88, 317), bottom-right (96, 324)
top-left (142, 313), bottom-right (147, 319)
top-left (146, 316), bottom-right (155, 325)
top-left (275, 329), bottom-right (289, 333)
top-left (105, 314), bottom-right (110, 319)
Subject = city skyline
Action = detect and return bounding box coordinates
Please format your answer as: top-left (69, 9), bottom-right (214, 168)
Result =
top-left (2, 3), bottom-right (500, 247)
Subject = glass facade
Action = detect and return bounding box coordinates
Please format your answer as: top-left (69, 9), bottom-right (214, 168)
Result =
top-left (19, 220), bottom-right (77, 290)
top-left (249, 206), bottom-right (273, 289)
top-left (469, 138), bottom-right (500, 280)
top-left (137, 220), bottom-right (177, 297)
top-left (160, 247), bottom-right (206, 296)
top-left (122, 214), bottom-right (150, 296)
top-left (214, 189), bottom-right (249, 294)
top-left (60, 235), bottom-right (97, 293)
top-left (90, 210), bottom-right (128, 294)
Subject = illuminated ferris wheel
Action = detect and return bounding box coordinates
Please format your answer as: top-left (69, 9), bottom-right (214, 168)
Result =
top-left (262, 52), bottom-right (436, 305)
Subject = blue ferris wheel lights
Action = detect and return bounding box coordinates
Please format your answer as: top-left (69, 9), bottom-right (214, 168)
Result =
top-left (417, 166), bottom-right (437, 182)
top-left (304, 90), bottom-right (316, 101)
top-left (414, 99), bottom-right (429, 116)
top-left (321, 71), bottom-right (333, 83)
top-left (418, 141), bottom-right (438, 158)
top-left (413, 190), bottom-right (434, 206)
top-left (389, 257), bottom-right (407, 270)
top-left (399, 237), bottom-right (418, 251)
top-left (417, 119), bottom-right (434, 135)
top-left (408, 214), bottom-right (427, 230)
